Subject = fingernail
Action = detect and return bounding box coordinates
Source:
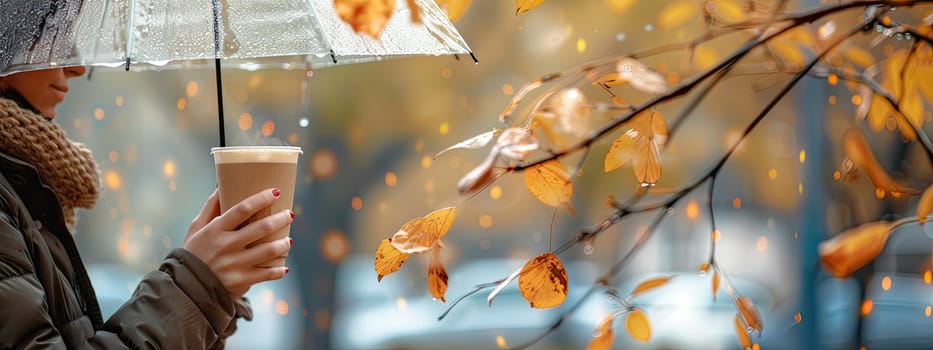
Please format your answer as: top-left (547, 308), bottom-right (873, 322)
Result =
top-left (289, 210), bottom-right (295, 219)
top-left (288, 238), bottom-right (293, 246)
top-left (272, 188), bottom-right (281, 197)
top-left (284, 267), bottom-right (290, 274)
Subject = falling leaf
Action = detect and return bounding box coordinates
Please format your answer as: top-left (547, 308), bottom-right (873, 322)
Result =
top-left (435, 129), bottom-right (497, 158)
top-left (334, 0), bottom-right (396, 39)
top-left (515, 0), bottom-right (543, 16)
top-left (434, 0), bottom-right (472, 22)
top-left (734, 314), bottom-right (753, 350)
top-left (842, 128), bottom-right (918, 195)
top-left (656, 1), bottom-right (697, 29)
top-left (625, 308), bottom-right (651, 342)
top-left (616, 58), bottom-right (670, 94)
top-left (428, 246), bottom-right (448, 302)
top-left (603, 0), bottom-right (635, 13)
top-left (629, 276), bottom-right (673, 297)
top-left (842, 47), bottom-right (875, 68)
top-left (374, 238), bottom-right (411, 281)
top-left (735, 297), bottom-right (763, 336)
top-left (712, 270), bottom-right (721, 300)
top-left (707, 0), bottom-right (746, 23)
top-left (457, 154), bottom-right (498, 195)
top-left (587, 315), bottom-right (615, 350)
top-left (525, 160), bottom-right (573, 207)
top-left (534, 88), bottom-right (590, 148)
top-left (390, 207), bottom-right (456, 253)
top-left (604, 111), bottom-right (667, 184)
top-left (497, 127), bottom-right (539, 161)
top-left (406, 0), bottom-right (421, 23)
top-left (918, 185), bottom-right (933, 224)
top-left (518, 253), bottom-right (569, 308)
top-left (819, 221), bottom-right (893, 278)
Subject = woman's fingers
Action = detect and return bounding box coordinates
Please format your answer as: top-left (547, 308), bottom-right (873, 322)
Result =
top-left (215, 188), bottom-right (280, 230)
top-left (229, 266), bottom-right (289, 291)
top-left (234, 237), bottom-right (292, 267)
top-left (230, 209), bottom-right (294, 248)
top-left (189, 189), bottom-right (220, 233)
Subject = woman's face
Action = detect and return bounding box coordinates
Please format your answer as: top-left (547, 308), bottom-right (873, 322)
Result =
top-left (0, 66), bottom-right (86, 119)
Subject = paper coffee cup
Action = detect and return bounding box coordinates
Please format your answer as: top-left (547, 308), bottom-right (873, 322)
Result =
top-left (212, 146), bottom-right (302, 267)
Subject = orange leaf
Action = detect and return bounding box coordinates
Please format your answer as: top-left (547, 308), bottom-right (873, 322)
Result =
top-left (525, 160), bottom-right (573, 207)
top-left (918, 184), bottom-right (933, 224)
top-left (734, 314), bottom-right (753, 350)
top-left (334, 0), bottom-right (396, 39)
top-left (434, 0), bottom-right (472, 22)
top-left (624, 308), bottom-right (651, 342)
top-left (866, 93), bottom-right (892, 132)
top-left (406, 0), bottom-right (421, 23)
top-left (604, 129), bottom-right (641, 172)
top-left (656, 1), bottom-right (697, 29)
top-left (518, 253), bottom-right (569, 308)
top-left (842, 128), bottom-right (918, 195)
top-left (916, 65), bottom-right (933, 104)
top-left (428, 246), bottom-right (448, 302)
top-left (735, 297), bottom-right (763, 336)
top-left (901, 91), bottom-right (924, 133)
top-left (698, 262), bottom-right (710, 273)
top-left (497, 127), bottom-right (539, 161)
top-left (374, 238), bottom-right (411, 281)
top-left (535, 88), bottom-right (590, 146)
top-left (819, 221), bottom-right (893, 278)
top-left (435, 129), bottom-right (497, 158)
top-left (712, 270), bottom-right (721, 300)
top-left (633, 140), bottom-right (662, 185)
top-left (587, 315), bottom-right (615, 350)
top-left (515, 0), bottom-right (543, 16)
top-left (629, 276), bottom-right (673, 297)
top-left (390, 207), bottom-right (456, 253)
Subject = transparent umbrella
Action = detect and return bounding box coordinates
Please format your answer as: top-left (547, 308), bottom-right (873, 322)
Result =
top-left (0, 0), bottom-right (474, 144)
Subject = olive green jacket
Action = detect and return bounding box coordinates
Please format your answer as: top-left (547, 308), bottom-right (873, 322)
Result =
top-left (0, 151), bottom-right (250, 349)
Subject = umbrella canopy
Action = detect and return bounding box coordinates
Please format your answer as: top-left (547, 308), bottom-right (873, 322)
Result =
top-left (0, 0), bottom-right (473, 75)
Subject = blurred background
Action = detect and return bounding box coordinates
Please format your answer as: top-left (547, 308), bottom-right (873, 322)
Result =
top-left (56, 0), bottom-right (933, 349)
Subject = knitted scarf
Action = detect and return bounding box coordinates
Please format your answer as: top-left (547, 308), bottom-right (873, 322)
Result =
top-left (0, 97), bottom-right (99, 227)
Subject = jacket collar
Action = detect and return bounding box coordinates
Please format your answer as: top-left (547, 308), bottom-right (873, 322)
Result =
top-left (0, 150), bottom-right (67, 230)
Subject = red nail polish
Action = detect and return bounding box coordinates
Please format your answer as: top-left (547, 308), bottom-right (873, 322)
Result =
top-left (290, 210), bottom-right (295, 219)
top-left (284, 267), bottom-right (290, 274)
top-left (288, 238), bottom-right (293, 246)
top-left (272, 188), bottom-right (281, 197)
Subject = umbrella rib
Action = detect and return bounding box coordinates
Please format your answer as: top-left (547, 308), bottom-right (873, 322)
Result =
top-left (211, 0), bottom-right (226, 147)
top-left (123, 0), bottom-right (136, 71)
top-left (304, 0), bottom-right (338, 65)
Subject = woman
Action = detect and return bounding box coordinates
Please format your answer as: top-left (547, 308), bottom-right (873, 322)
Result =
top-left (0, 67), bottom-right (293, 348)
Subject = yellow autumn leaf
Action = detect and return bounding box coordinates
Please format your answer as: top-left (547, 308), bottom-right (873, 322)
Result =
top-left (901, 91), bottom-right (924, 132)
top-left (605, 129), bottom-right (640, 172)
top-left (657, 1), bottom-right (697, 29)
top-left (842, 128), bottom-right (918, 195)
top-left (434, 0), bottom-right (471, 22)
top-left (634, 141), bottom-right (662, 184)
top-left (422, 207), bottom-right (457, 240)
top-left (334, 0), bottom-right (396, 39)
top-left (604, 111), bottom-right (666, 184)
top-left (616, 58), bottom-right (670, 94)
top-left (428, 246), bottom-right (448, 302)
top-left (916, 65), bottom-right (933, 104)
top-left (391, 207), bottom-right (456, 254)
top-left (819, 221), bottom-right (893, 278)
top-left (458, 153), bottom-right (498, 195)
top-left (516, 0), bottom-right (543, 16)
top-left (735, 297), bottom-right (763, 336)
top-left (518, 252), bottom-right (569, 308)
top-left (842, 46), bottom-right (875, 68)
top-left (629, 276), bottom-right (673, 297)
top-left (866, 93), bottom-right (892, 132)
top-left (625, 308), bottom-right (651, 343)
top-left (707, 0), bottom-right (746, 23)
top-left (734, 314), bottom-right (753, 350)
top-left (712, 270), bottom-right (721, 300)
top-left (587, 315), bottom-right (615, 350)
top-left (603, 0), bottom-right (635, 13)
top-left (374, 238), bottom-right (411, 281)
top-left (918, 184), bottom-right (933, 224)
top-left (525, 160), bottom-right (573, 207)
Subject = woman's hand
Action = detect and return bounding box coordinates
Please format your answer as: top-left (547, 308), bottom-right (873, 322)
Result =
top-left (183, 188), bottom-right (293, 300)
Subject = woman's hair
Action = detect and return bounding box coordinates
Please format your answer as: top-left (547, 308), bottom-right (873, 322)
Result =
top-left (0, 85), bottom-right (40, 115)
